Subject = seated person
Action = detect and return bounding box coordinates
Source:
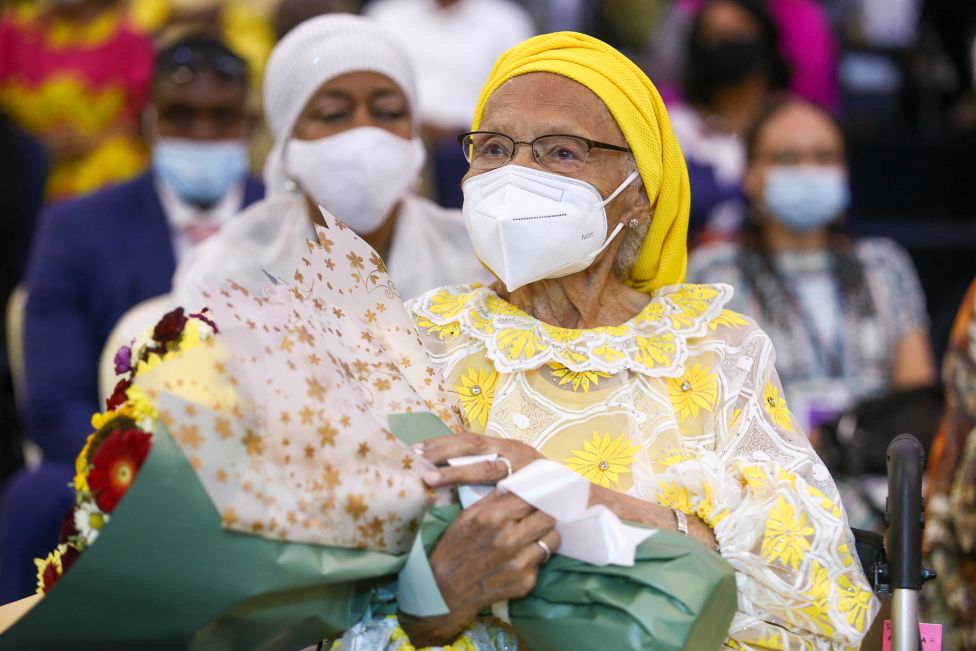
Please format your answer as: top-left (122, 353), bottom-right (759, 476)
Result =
top-left (0, 33), bottom-right (262, 602)
top-left (173, 14), bottom-right (490, 306)
top-left (688, 97), bottom-right (935, 435)
top-left (924, 278), bottom-right (976, 650)
top-left (336, 32), bottom-right (879, 650)
top-left (668, 0), bottom-right (790, 243)
top-left (687, 97), bottom-right (936, 530)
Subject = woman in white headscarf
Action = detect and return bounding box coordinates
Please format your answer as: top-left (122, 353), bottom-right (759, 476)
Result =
top-left (173, 13), bottom-right (489, 304)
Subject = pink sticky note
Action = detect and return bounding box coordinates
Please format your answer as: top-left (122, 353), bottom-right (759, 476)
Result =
top-left (882, 620), bottom-right (943, 650)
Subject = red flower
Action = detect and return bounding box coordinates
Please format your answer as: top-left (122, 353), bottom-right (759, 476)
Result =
top-left (153, 308), bottom-right (187, 343)
top-left (39, 557), bottom-right (61, 593)
top-left (58, 506), bottom-right (77, 544)
top-left (60, 544), bottom-right (80, 575)
top-left (106, 378), bottom-right (131, 411)
top-left (87, 428), bottom-right (152, 513)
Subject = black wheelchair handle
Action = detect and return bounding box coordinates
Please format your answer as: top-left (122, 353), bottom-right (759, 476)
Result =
top-left (886, 433), bottom-right (925, 590)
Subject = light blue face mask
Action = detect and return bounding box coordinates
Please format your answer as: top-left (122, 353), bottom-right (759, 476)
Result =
top-left (153, 138), bottom-right (249, 205)
top-left (762, 165), bottom-right (851, 233)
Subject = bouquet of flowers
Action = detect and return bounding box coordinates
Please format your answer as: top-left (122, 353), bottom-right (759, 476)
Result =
top-left (1, 210), bottom-right (737, 651)
top-left (35, 307), bottom-right (219, 594)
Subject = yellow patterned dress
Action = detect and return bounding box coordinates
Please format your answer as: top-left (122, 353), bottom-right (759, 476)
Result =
top-left (407, 282), bottom-right (879, 651)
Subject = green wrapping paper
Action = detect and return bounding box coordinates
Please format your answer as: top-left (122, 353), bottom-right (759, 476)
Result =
top-left (0, 416), bottom-right (737, 651)
top-left (420, 507), bottom-right (737, 651)
top-left (0, 426), bottom-right (401, 651)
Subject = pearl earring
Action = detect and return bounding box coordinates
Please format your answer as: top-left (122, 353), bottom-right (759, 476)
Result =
top-left (629, 218), bottom-right (640, 229)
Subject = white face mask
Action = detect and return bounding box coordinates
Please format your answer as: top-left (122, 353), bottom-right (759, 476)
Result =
top-left (462, 165), bottom-right (639, 292)
top-left (286, 127), bottom-right (426, 234)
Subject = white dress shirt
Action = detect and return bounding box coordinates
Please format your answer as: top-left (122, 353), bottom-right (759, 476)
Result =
top-left (156, 180), bottom-right (245, 262)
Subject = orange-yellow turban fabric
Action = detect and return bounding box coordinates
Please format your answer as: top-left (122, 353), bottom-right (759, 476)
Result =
top-left (472, 32), bottom-right (691, 292)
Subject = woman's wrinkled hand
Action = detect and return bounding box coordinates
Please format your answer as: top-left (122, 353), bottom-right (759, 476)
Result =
top-left (399, 491), bottom-right (560, 646)
top-left (416, 432), bottom-right (545, 488)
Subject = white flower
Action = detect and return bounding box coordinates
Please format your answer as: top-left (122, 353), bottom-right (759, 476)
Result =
top-left (74, 500), bottom-right (109, 547)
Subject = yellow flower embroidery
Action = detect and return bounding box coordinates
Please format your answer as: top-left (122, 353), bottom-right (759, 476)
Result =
top-left (591, 343), bottom-right (625, 364)
top-left (659, 450), bottom-right (696, 467)
top-left (495, 328), bottom-right (545, 360)
top-left (467, 310), bottom-right (495, 335)
top-left (632, 301), bottom-right (666, 325)
top-left (415, 316), bottom-right (460, 340)
top-left (708, 309), bottom-right (751, 331)
top-left (668, 285), bottom-right (721, 328)
top-left (729, 408), bottom-right (742, 430)
top-left (801, 560), bottom-right (836, 636)
top-left (564, 433), bottom-right (641, 488)
top-left (762, 496), bottom-right (814, 571)
top-left (837, 573), bottom-right (873, 632)
top-left (763, 382), bottom-right (795, 432)
top-left (838, 543), bottom-right (854, 568)
top-left (697, 481), bottom-right (730, 527)
top-left (755, 631), bottom-right (786, 649)
top-left (484, 294), bottom-right (523, 317)
top-left (667, 364), bottom-right (719, 421)
top-left (591, 324), bottom-right (629, 338)
top-left (634, 333), bottom-right (676, 370)
top-left (541, 323), bottom-right (581, 344)
top-left (547, 363), bottom-right (610, 393)
top-left (740, 465), bottom-right (769, 493)
top-left (807, 485), bottom-right (842, 519)
top-left (656, 480), bottom-right (695, 514)
top-left (454, 367), bottom-right (498, 429)
top-left (428, 288), bottom-right (478, 320)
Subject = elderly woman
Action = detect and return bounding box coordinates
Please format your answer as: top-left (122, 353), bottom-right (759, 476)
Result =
top-left (173, 14), bottom-right (489, 304)
top-left (336, 33), bottom-right (878, 650)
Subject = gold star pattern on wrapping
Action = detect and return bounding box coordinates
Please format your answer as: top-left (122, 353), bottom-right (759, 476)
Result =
top-left (134, 207), bottom-right (461, 553)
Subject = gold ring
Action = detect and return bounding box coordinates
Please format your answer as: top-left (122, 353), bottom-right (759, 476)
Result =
top-left (536, 539), bottom-right (552, 564)
top-left (498, 456), bottom-right (513, 477)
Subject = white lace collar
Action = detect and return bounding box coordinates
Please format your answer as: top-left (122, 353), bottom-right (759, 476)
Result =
top-left (411, 283), bottom-right (736, 375)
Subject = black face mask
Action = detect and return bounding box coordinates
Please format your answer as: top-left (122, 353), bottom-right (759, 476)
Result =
top-left (699, 40), bottom-right (766, 87)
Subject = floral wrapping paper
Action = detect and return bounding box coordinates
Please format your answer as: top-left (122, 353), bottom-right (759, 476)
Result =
top-left (137, 209), bottom-right (461, 553)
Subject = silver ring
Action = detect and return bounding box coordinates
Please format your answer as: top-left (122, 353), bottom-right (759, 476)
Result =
top-left (498, 455), bottom-right (513, 477)
top-left (536, 539), bottom-right (552, 564)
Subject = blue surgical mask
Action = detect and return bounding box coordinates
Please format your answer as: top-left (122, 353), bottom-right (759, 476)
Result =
top-left (762, 165), bottom-right (850, 232)
top-left (153, 138), bottom-right (248, 205)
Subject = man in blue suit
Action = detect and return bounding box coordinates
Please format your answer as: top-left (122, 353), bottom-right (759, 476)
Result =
top-left (0, 34), bottom-right (264, 600)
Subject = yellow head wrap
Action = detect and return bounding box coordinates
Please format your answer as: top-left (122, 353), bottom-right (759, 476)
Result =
top-left (472, 32), bottom-right (691, 292)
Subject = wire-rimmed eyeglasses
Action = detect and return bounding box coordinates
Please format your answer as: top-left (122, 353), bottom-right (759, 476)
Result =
top-left (458, 131), bottom-right (631, 174)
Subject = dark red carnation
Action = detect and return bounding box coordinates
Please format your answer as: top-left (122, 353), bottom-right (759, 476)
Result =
top-left (58, 505), bottom-right (78, 544)
top-left (87, 428), bottom-right (152, 513)
top-left (106, 378), bottom-right (131, 411)
top-left (152, 307), bottom-right (187, 343)
top-left (60, 544), bottom-right (80, 574)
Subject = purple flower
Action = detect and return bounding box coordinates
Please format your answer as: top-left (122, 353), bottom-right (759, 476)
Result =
top-left (113, 346), bottom-right (132, 375)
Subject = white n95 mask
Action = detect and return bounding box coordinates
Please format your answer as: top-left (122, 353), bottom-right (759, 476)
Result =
top-left (286, 126), bottom-right (426, 234)
top-left (462, 165), bottom-right (639, 292)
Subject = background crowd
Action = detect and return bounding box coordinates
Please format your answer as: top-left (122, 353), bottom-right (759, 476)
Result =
top-left (0, 0), bottom-right (974, 645)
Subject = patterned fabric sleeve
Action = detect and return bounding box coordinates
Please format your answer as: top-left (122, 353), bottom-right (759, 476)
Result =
top-left (653, 328), bottom-right (879, 650)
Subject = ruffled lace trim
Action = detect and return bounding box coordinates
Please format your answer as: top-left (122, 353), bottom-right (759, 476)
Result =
top-left (410, 283), bottom-right (734, 375)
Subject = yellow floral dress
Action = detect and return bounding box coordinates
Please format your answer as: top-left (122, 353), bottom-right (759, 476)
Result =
top-left (409, 282), bottom-right (879, 650)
